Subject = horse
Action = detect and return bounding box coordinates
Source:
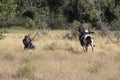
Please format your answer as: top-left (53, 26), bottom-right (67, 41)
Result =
top-left (79, 34), bottom-right (95, 52)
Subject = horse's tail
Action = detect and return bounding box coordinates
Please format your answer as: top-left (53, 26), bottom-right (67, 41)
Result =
top-left (85, 35), bottom-right (95, 47)
top-left (83, 34), bottom-right (95, 52)
top-left (84, 34), bottom-right (91, 40)
top-left (86, 36), bottom-right (92, 44)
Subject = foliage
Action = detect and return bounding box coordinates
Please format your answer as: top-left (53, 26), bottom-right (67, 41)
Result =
top-left (0, 0), bottom-right (119, 30)
top-left (43, 42), bottom-right (58, 51)
top-left (0, 0), bottom-right (17, 28)
top-left (87, 61), bottom-right (104, 74)
top-left (46, 15), bottom-right (67, 29)
top-left (16, 65), bottom-right (34, 78)
top-left (0, 28), bottom-right (7, 40)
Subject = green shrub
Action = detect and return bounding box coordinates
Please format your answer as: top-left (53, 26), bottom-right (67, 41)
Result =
top-left (87, 61), bottom-right (104, 74)
top-left (110, 20), bottom-right (120, 31)
top-left (16, 65), bottom-right (35, 78)
top-left (47, 16), bottom-right (67, 29)
top-left (0, 30), bottom-right (6, 40)
top-left (2, 53), bottom-right (15, 61)
top-left (114, 53), bottom-right (120, 62)
top-left (21, 57), bottom-right (32, 64)
top-left (43, 42), bottom-right (58, 50)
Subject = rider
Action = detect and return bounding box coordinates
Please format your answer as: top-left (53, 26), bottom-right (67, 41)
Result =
top-left (23, 35), bottom-right (35, 49)
top-left (78, 20), bottom-right (89, 46)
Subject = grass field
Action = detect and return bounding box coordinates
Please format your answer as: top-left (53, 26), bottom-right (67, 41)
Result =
top-left (0, 29), bottom-right (120, 80)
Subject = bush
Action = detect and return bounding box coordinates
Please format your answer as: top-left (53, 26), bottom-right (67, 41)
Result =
top-left (0, 29), bottom-right (6, 40)
top-left (18, 17), bottom-right (36, 29)
top-left (43, 42), bottom-right (58, 50)
top-left (16, 65), bottom-right (34, 78)
top-left (2, 53), bottom-right (15, 61)
top-left (47, 16), bottom-right (67, 29)
top-left (87, 61), bottom-right (104, 74)
top-left (110, 20), bottom-right (120, 31)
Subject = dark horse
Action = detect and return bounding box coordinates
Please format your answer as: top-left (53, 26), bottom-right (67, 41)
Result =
top-left (79, 34), bottom-right (95, 52)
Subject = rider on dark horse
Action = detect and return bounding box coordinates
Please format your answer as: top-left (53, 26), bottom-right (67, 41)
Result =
top-left (78, 20), bottom-right (89, 46)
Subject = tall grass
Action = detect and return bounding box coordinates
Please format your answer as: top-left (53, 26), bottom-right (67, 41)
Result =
top-left (0, 30), bottom-right (120, 80)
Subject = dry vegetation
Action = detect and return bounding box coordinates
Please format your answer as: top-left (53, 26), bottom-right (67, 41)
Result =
top-left (0, 30), bottom-right (120, 80)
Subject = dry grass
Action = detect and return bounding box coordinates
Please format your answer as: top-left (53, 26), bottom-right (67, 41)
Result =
top-left (0, 30), bottom-right (120, 80)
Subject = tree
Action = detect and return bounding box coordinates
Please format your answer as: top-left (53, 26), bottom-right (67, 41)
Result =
top-left (0, 0), bottom-right (17, 28)
top-left (63, 0), bottom-right (79, 22)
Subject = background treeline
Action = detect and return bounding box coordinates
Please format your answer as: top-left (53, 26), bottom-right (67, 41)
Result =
top-left (0, 0), bottom-right (120, 30)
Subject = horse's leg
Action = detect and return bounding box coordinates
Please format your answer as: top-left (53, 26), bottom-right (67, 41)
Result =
top-left (90, 39), bottom-right (95, 52)
top-left (85, 46), bottom-right (88, 52)
top-left (84, 44), bottom-right (88, 53)
top-left (83, 46), bottom-right (85, 52)
top-left (90, 44), bottom-right (94, 52)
